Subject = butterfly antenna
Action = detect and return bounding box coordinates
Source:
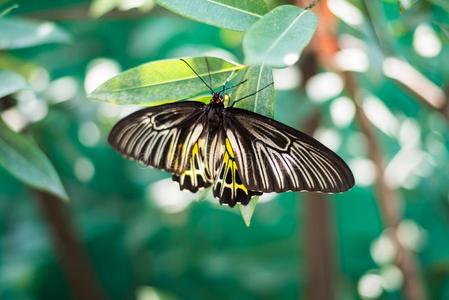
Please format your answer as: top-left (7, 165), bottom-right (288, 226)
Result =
top-left (180, 58), bottom-right (214, 93)
top-left (205, 57), bottom-right (212, 88)
top-left (223, 79), bottom-right (248, 93)
top-left (231, 82), bottom-right (274, 107)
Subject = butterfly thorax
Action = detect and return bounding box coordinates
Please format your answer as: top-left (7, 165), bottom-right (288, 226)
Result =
top-left (206, 93), bottom-right (226, 129)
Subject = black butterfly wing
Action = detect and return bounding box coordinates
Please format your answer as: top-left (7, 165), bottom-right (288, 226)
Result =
top-left (108, 101), bottom-right (206, 175)
top-left (223, 108), bottom-right (354, 193)
top-left (209, 129), bottom-right (262, 207)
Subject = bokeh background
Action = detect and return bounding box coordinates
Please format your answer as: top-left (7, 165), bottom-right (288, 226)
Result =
top-left (1, 0), bottom-right (449, 299)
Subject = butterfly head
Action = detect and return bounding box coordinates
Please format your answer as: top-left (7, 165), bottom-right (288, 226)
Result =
top-left (211, 91), bottom-right (229, 106)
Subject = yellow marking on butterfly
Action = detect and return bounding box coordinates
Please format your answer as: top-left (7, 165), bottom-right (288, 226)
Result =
top-left (225, 138), bottom-right (234, 158)
top-left (224, 94), bottom-right (230, 105)
top-left (220, 139), bottom-right (248, 196)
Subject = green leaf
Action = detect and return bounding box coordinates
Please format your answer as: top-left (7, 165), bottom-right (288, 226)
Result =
top-left (156, 0), bottom-right (268, 31)
top-left (239, 197), bottom-right (259, 226)
top-left (0, 70), bottom-right (28, 98)
top-left (0, 17), bottom-right (71, 50)
top-left (89, 56), bottom-right (246, 105)
top-left (243, 5), bottom-right (318, 68)
top-left (232, 65), bottom-right (274, 117)
top-left (0, 120), bottom-right (68, 201)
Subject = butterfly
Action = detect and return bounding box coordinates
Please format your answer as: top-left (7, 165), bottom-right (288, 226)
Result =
top-left (108, 58), bottom-right (354, 207)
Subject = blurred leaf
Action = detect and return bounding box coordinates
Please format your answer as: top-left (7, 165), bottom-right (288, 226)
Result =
top-left (89, 0), bottom-right (120, 18)
top-left (156, 0), bottom-right (268, 31)
top-left (428, 0), bottom-right (449, 13)
top-left (437, 23), bottom-right (449, 41)
top-left (0, 17), bottom-right (71, 49)
top-left (0, 4), bottom-right (18, 17)
top-left (232, 65), bottom-right (274, 117)
top-left (0, 120), bottom-right (68, 201)
top-left (0, 70), bottom-right (28, 98)
top-left (239, 196), bottom-right (259, 226)
top-left (89, 56), bottom-right (246, 105)
top-left (243, 5), bottom-right (317, 68)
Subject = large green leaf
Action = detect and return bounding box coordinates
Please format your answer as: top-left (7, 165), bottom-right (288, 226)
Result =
top-left (0, 121), bottom-right (68, 201)
top-left (89, 56), bottom-right (246, 105)
top-left (0, 17), bottom-right (71, 49)
top-left (243, 5), bottom-right (318, 68)
top-left (156, 0), bottom-right (268, 31)
top-left (231, 65), bottom-right (274, 117)
top-left (0, 70), bottom-right (28, 98)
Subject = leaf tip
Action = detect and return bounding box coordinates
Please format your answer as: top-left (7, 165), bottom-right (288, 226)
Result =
top-left (239, 197), bottom-right (259, 227)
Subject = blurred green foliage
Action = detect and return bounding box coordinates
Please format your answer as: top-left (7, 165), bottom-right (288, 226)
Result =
top-left (0, 0), bottom-right (449, 300)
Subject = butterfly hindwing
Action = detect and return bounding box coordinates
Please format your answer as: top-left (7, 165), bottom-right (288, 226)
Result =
top-left (172, 142), bottom-right (212, 192)
top-left (213, 137), bottom-right (262, 207)
top-left (224, 107), bottom-right (354, 193)
top-left (108, 101), bottom-right (206, 174)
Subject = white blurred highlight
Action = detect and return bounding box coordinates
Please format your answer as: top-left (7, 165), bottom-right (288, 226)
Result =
top-left (358, 273), bottom-right (383, 299)
top-left (136, 286), bottom-right (162, 300)
top-left (413, 23), bottom-right (442, 58)
top-left (47, 76), bottom-right (78, 104)
top-left (258, 192), bottom-right (277, 203)
top-left (306, 72), bottom-right (343, 102)
top-left (37, 23), bottom-right (55, 38)
top-left (17, 90), bottom-right (48, 123)
top-left (148, 178), bottom-right (195, 214)
top-left (119, 0), bottom-right (148, 10)
top-left (334, 48), bottom-right (369, 72)
top-left (28, 67), bottom-right (50, 92)
top-left (1, 109), bottom-right (28, 132)
top-left (383, 57), bottom-right (446, 109)
top-left (84, 58), bottom-right (121, 93)
top-left (380, 265), bottom-right (403, 291)
top-left (349, 158), bottom-right (376, 186)
top-left (371, 232), bottom-right (397, 265)
top-left (330, 96), bottom-right (355, 127)
top-left (362, 95), bottom-right (398, 137)
top-left (398, 220), bottom-right (426, 251)
top-left (328, 0), bottom-right (364, 26)
top-left (385, 119), bottom-right (425, 189)
top-left (282, 52), bottom-right (299, 66)
top-left (273, 66), bottom-right (301, 90)
top-left (74, 157), bottom-right (95, 182)
top-left (78, 121), bottom-right (101, 147)
top-left (314, 128), bottom-right (341, 151)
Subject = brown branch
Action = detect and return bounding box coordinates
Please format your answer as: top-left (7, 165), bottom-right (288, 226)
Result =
top-left (34, 191), bottom-right (105, 300)
top-left (296, 1), bottom-right (428, 299)
top-left (301, 110), bottom-right (336, 300)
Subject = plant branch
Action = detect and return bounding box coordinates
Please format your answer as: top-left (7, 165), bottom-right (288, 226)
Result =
top-left (34, 190), bottom-right (105, 300)
top-left (301, 109), bottom-right (336, 300)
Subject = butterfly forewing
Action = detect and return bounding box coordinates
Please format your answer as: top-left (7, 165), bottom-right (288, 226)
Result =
top-left (108, 101), bottom-right (206, 174)
top-left (224, 107), bottom-right (354, 193)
